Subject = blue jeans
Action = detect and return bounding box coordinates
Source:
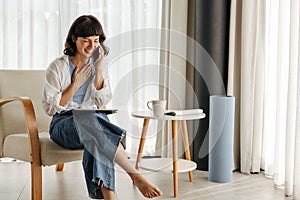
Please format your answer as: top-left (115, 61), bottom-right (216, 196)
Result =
top-left (49, 111), bottom-right (125, 198)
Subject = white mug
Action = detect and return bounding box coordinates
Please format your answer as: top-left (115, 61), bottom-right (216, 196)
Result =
top-left (147, 100), bottom-right (167, 117)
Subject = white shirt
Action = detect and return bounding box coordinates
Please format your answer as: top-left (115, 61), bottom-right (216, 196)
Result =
top-left (42, 55), bottom-right (112, 116)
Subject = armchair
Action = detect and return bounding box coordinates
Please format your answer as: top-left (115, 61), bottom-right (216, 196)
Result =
top-left (0, 70), bottom-right (83, 200)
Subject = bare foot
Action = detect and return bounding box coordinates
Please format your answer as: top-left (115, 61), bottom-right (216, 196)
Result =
top-left (131, 174), bottom-right (162, 198)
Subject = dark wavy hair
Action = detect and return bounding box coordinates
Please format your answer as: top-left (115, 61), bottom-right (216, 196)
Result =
top-left (63, 15), bottom-right (109, 57)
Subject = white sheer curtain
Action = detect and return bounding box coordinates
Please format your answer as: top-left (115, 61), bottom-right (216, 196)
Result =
top-left (0, 0), bottom-right (163, 157)
top-left (0, 0), bottom-right (62, 69)
top-left (229, 0), bottom-right (300, 198)
top-left (154, 0), bottom-right (188, 158)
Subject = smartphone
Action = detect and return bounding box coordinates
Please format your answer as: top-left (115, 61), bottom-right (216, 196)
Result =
top-left (92, 46), bottom-right (100, 62)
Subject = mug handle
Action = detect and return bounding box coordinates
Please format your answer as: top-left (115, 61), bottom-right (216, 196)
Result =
top-left (147, 101), bottom-right (153, 110)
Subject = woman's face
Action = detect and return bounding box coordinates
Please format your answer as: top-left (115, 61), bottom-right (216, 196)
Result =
top-left (74, 35), bottom-right (100, 58)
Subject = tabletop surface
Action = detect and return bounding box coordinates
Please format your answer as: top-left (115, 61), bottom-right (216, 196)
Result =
top-left (131, 109), bottom-right (206, 120)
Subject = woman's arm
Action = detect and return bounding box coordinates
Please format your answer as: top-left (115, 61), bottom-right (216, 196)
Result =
top-left (93, 44), bottom-right (105, 91)
top-left (42, 62), bottom-right (65, 116)
top-left (42, 56), bottom-right (93, 115)
top-left (59, 82), bottom-right (76, 106)
top-left (94, 71), bottom-right (104, 90)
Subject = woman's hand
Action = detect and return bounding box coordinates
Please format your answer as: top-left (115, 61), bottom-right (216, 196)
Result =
top-left (72, 63), bottom-right (92, 91)
top-left (59, 63), bottom-right (91, 106)
top-left (93, 45), bottom-right (105, 73)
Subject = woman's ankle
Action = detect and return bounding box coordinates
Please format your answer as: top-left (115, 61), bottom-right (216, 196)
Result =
top-left (100, 186), bottom-right (115, 200)
top-left (128, 171), bottom-right (142, 182)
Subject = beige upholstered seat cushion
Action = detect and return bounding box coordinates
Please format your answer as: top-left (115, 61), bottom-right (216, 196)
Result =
top-left (3, 132), bottom-right (83, 166)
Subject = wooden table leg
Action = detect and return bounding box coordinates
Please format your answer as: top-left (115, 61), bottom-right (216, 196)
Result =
top-left (181, 120), bottom-right (193, 182)
top-left (172, 120), bottom-right (178, 197)
top-left (135, 118), bottom-right (150, 169)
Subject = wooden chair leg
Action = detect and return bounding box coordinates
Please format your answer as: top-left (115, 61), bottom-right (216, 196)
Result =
top-left (56, 163), bottom-right (64, 172)
top-left (31, 163), bottom-right (42, 200)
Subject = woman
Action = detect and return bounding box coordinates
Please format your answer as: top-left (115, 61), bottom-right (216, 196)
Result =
top-left (42, 15), bottom-right (162, 200)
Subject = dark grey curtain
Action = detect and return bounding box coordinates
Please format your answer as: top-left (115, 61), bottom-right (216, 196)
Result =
top-left (192, 0), bottom-right (231, 170)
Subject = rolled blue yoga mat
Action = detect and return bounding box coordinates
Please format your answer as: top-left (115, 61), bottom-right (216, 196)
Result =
top-left (208, 95), bottom-right (235, 183)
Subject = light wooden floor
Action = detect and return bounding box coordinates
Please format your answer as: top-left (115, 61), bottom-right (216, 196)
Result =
top-left (0, 159), bottom-right (292, 200)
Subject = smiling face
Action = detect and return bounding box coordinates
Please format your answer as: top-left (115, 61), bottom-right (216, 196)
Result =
top-left (74, 35), bottom-right (100, 58)
top-left (64, 15), bottom-right (108, 57)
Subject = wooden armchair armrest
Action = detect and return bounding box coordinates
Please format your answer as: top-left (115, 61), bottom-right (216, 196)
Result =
top-left (0, 96), bottom-right (41, 166)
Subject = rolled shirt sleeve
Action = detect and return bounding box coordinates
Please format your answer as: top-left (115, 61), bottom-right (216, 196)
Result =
top-left (42, 57), bottom-right (74, 116)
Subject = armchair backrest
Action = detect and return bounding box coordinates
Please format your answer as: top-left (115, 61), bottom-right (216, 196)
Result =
top-left (0, 70), bottom-right (51, 157)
